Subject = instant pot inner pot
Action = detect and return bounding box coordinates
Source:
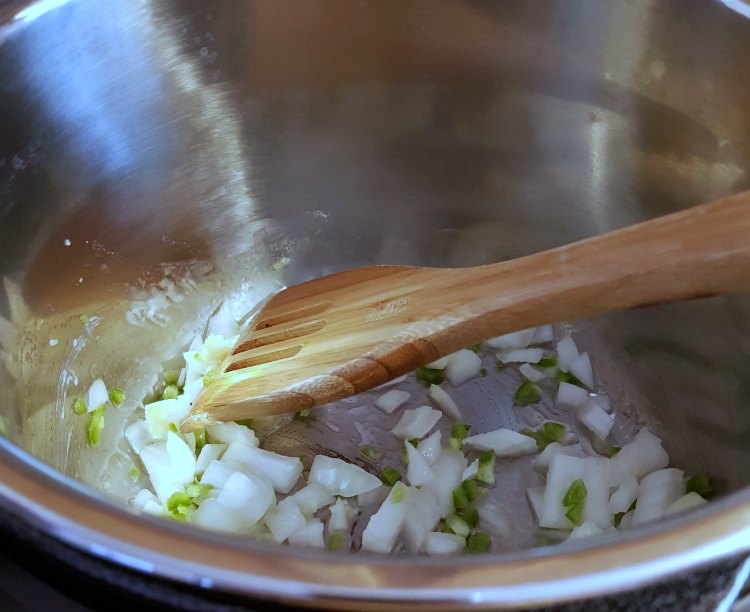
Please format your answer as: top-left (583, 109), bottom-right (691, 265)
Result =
top-left (1, 0), bottom-right (750, 571)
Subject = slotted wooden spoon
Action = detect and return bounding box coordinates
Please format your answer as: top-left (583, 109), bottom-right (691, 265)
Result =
top-left (181, 191), bottom-right (750, 431)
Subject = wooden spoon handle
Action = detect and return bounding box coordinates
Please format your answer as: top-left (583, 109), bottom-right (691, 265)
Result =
top-left (388, 191), bottom-right (750, 360)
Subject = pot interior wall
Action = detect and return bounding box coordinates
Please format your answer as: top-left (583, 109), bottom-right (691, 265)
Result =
top-left (1, 0), bottom-right (750, 497)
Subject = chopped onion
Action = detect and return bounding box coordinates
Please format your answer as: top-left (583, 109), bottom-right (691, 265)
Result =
top-left (357, 485), bottom-right (390, 507)
top-left (288, 519), bottom-right (325, 548)
top-left (423, 532), bottom-right (466, 555)
top-left (666, 492), bottom-right (708, 515)
top-left (568, 519), bottom-right (603, 540)
top-left (539, 454), bottom-right (586, 529)
top-left (632, 468), bottom-right (684, 525)
top-left (391, 406), bottom-right (442, 439)
top-left (221, 441), bottom-right (302, 494)
top-left (519, 363), bottom-right (547, 383)
top-left (463, 428), bottom-right (538, 457)
top-left (422, 449), bottom-right (467, 518)
top-left (556, 336), bottom-right (580, 373)
top-left (617, 509), bottom-right (634, 529)
top-left (293, 483), bottom-right (335, 517)
top-left (265, 496), bottom-right (306, 542)
top-left (309, 455), bottom-right (381, 497)
top-left (403, 487), bottom-right (442, 552)
top-left (183, 378), bottom-right (205, 405)
top-left (192, 498), bottom-right (243, 532)
top-left (531, 325), bottom-right (555, 344)
top-left (609, 473), bottom-right (638, 515)
top-left (405, 442), bottom-right (435, 487)
top-left (526, 486), bottom-right (545, 521)
top-left (328, 497), bottom-right (356, 533)
top-left (207, 302), bottom-right (241, 338)
top-left (444, 349), bottom-right (482, 386)
top-left (361, 483), bottom-right (412, 553)
top-left (200, 459), bottom-right (237, 489)
top-left (205, 422), bottom-right (258, 447)
top-left (426, 356), bottom-right (450, 369)
top-left (569, 352), bottom-right (594, 389)
top-left (195, 443), bottom-right (226, 476)
top-left (462, 459), bottom-right (479, 481)
top-left (144, 395), bottom-right (191, 438)
top-left (417, 430), bottom-right (442, 465)
top-left (577, 398), bottom-right (614, 439)
top-left (485, 328), bottom-right (535, 350)
top-left (87, 378), bottom-right (109, 412)
top-left (497, 348), bottom-right (545, 364)
top-left (427, 384), bottom-right (462, 421)
top-left (216, 471), bottom-right (276, 527)
top-left (133, 488), bottom-right (159, 512)
top-left (534, 443), bottom-right (583, 474)
top-left (374, 389), bottom-right (411, 414)
top-left (613, 429), bottom-right (669, 479)
top-left (556, 381), bottom-right (588, 409)
top-left (125, 421), bottom-right (155, 454)
top-left (582, 458), bottom-right (611, 529)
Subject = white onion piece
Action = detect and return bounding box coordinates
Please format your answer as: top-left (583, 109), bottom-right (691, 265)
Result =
top-left (140, 438), bottom-right (193, 504)
top-left (422, 449), bottom-right (467, 518)
top-left (582, 458), bottom-right (611, 529)
top-left (206, 422), bottom-right (258, 447)
top-left (618, 510), bottom-right (634, 529)
top-left (632, 468), bottom-right (684, 525)
top-left (608, 473), bottom-right (639, 515)
top-left (200, 459), bottom-right (240, 489)
top-left (497, 348), bottom-right (545, 364)
top-left (531, 325), bottom-right (555, 344)
top-left (208, 302), bottom-right (241, 338)
top-left (182, 378), bottom-right (205, 405)
top-left (427, 384), bottom-right (462, 421)
top-left (426, 356), bottom-right (450, 369)
top-left (309, 455), bottom-right (381, 497)
top-left (357, 485), bottom-right (390, 507)
top-left (288, 519), bottom-right (325, 548)
top-left (519, 363), bottom-right (547, 383)
top-left (144, 395), bottom-right (191, 438)
top-left (577, 398), bottom-right (615, 439)
top-left (265, 496), bottom-right (306, 543)
top-left (87, 378), bottom-right (109, 412)
top-left (463, 428), bottom-right (538, 457)
top-left (526, 486), bottom-right (545, 521)
top-left (217, 471), bottom-right (276, 527)
top-left (568, 519), bottom-right (603, 540)
top-left (166, 430), bottom-right (197, 483)
top-left (406, 442), bottom-right (434, 487)
top-left (569, 352), bottom-right (594, 389)
top-left (444, 349), bottom-right (482, 386)
top-left (125, 421), bottom-right (155, 454)
top-left (417, 430), bottom-right (442, 465)
top-left (361, 483), bottom-right (412, 553)
top-left (539, 454), bottom-right (586, 529)
top-left (391, 406), bottom-right (442, 439)
top-left (403, 488), bottom-right (442, 552)
top-left (485, 328), bottom-right (535, 350)
top-left (192, 498), bottom-right (243, 532)
top-left (534, 443), bottom-right (583, 474)
top-left (374, 389), bottom-right (411, 414)
top-left (195, 443), bottom-right (226, 476)
top-left (556, 381), bottom-right (588, 409)
top-left (556, 336), bottom-right (580, 373)
top-left (183, 334), bottom-right (235, 376)
top-left (462, 459), bottom-right (479, 481)
top-left (423, 532), bottom-right (466, 555)
top-left (328, 497), bottom-right (356, 533)
top-left (133, 489), bottom-right (159, 512)
top-left (293, 483), bottom-right (335, 517)
top-left (221, 441), bottom-right (302, 494)
top-left (613, 429), bottom-right (669, 479)
top-left (666, 492), bottom-right (708, 515)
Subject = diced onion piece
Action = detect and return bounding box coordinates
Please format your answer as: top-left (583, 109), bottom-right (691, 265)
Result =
top-left (144, 395), bottom-right (191, 438)
top-left (531, 325), bottom-right (555, 344)
top-left (357, 485), bottom-right (390, 507)
top-left (426, 356), bottom-right (450, 369)
top-left (485, 328), bottom-right (536, 350)
top-left (534, 443), bottom-right (583, 474)
top-left (125, 421), bottom-right (155, 454)
top-left (617, 510), bottom-right (634, 529)
top-left (609, 472), bottom-right (639, 515)
top-left (216, 471), bottom-right (276, 527)
top-left (423, 532), bottom-right (466, 555)
top-left (374, 389), bottom-right (411, 414)
top-left (195, 443), bottom-right (226, 476)
top-left (183, 378), bottom-right (205, 405)
top-left (288, 519), bottom-right (325, 548)
top-left (613, 429), bottom-right (669, 479)
top-left (309, 455), bottom-right (382, 497)
top-left (293, 483), bottom-right (335, 517)
top-left (183, 334), bottom-right (235, 376)
top-left (133, 489), bottom-right (159, 512)
top-left (570, 352), bottom-right (594, 389)
top-left (497, 348), bottom-right (545, 364)
top-left (539, 454), bottom-right (586, 529)
top-left (526, 486), bottom-right (545, 521)
top-left (405, 441), bottom-right (435, 487)
top-left (403, 488), bottom-right (442, 552)
top-left (417, 430), bottom-right (442, 465)
top-left (556, 381), bottom-right (588, 409)
top-left (463, 428), bottom-right (538, 457)
top-left (577, 398), bottom-right (615, 439)
top-left (666, 492), bottom-right (708, 515)
top-left (632, 468), bottom-right (684, 525)
top-left (422, 449), bottom-right (467, 518)
top-left (568, 519), bottom-right (604, 540)
top-left (328, 497), bottom-right (356, 533)
top-left (141, 436), bottom-right (194, 504)
top-left (221, 441), bottom-right (302, 493)
top-left (444, 349), bottom-right (482, 386)
top-left (200, 459), bottom-right (236, 489)
top-left (87, 378), bottom-right (109, 412)
top-left (556, 336), bottom-right (580, 373)
top-left (462, 459), bottom-right (479, 481)
top-left (264, 496), bottom-right (306, 543)
top-left (427, 385), bottom-right (462, 421)
top-left (582, 458), bottom-right (611, 529)
top-left (519, 363), bottom-right (547, 383)
top-left (391, 406), bottom-right (442, 439)
top-left (208, 302), bottom-right (241, 338)
top-left (206, 422), bottom-right (258, 446)
top-left (361, 482), bottom-right (412, 553)
top-left (192, 498), bottom-right (243, 533)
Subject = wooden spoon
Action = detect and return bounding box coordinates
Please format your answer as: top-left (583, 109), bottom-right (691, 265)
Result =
top-left (181, 191), bottom-right (750, 431)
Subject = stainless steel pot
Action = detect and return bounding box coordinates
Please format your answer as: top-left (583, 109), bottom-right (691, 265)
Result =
top-left (3, 0), bottom-right (750, 609)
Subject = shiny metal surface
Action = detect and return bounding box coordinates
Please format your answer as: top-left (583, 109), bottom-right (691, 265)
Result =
top-left (2, 0), bottom-right (750, 608)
